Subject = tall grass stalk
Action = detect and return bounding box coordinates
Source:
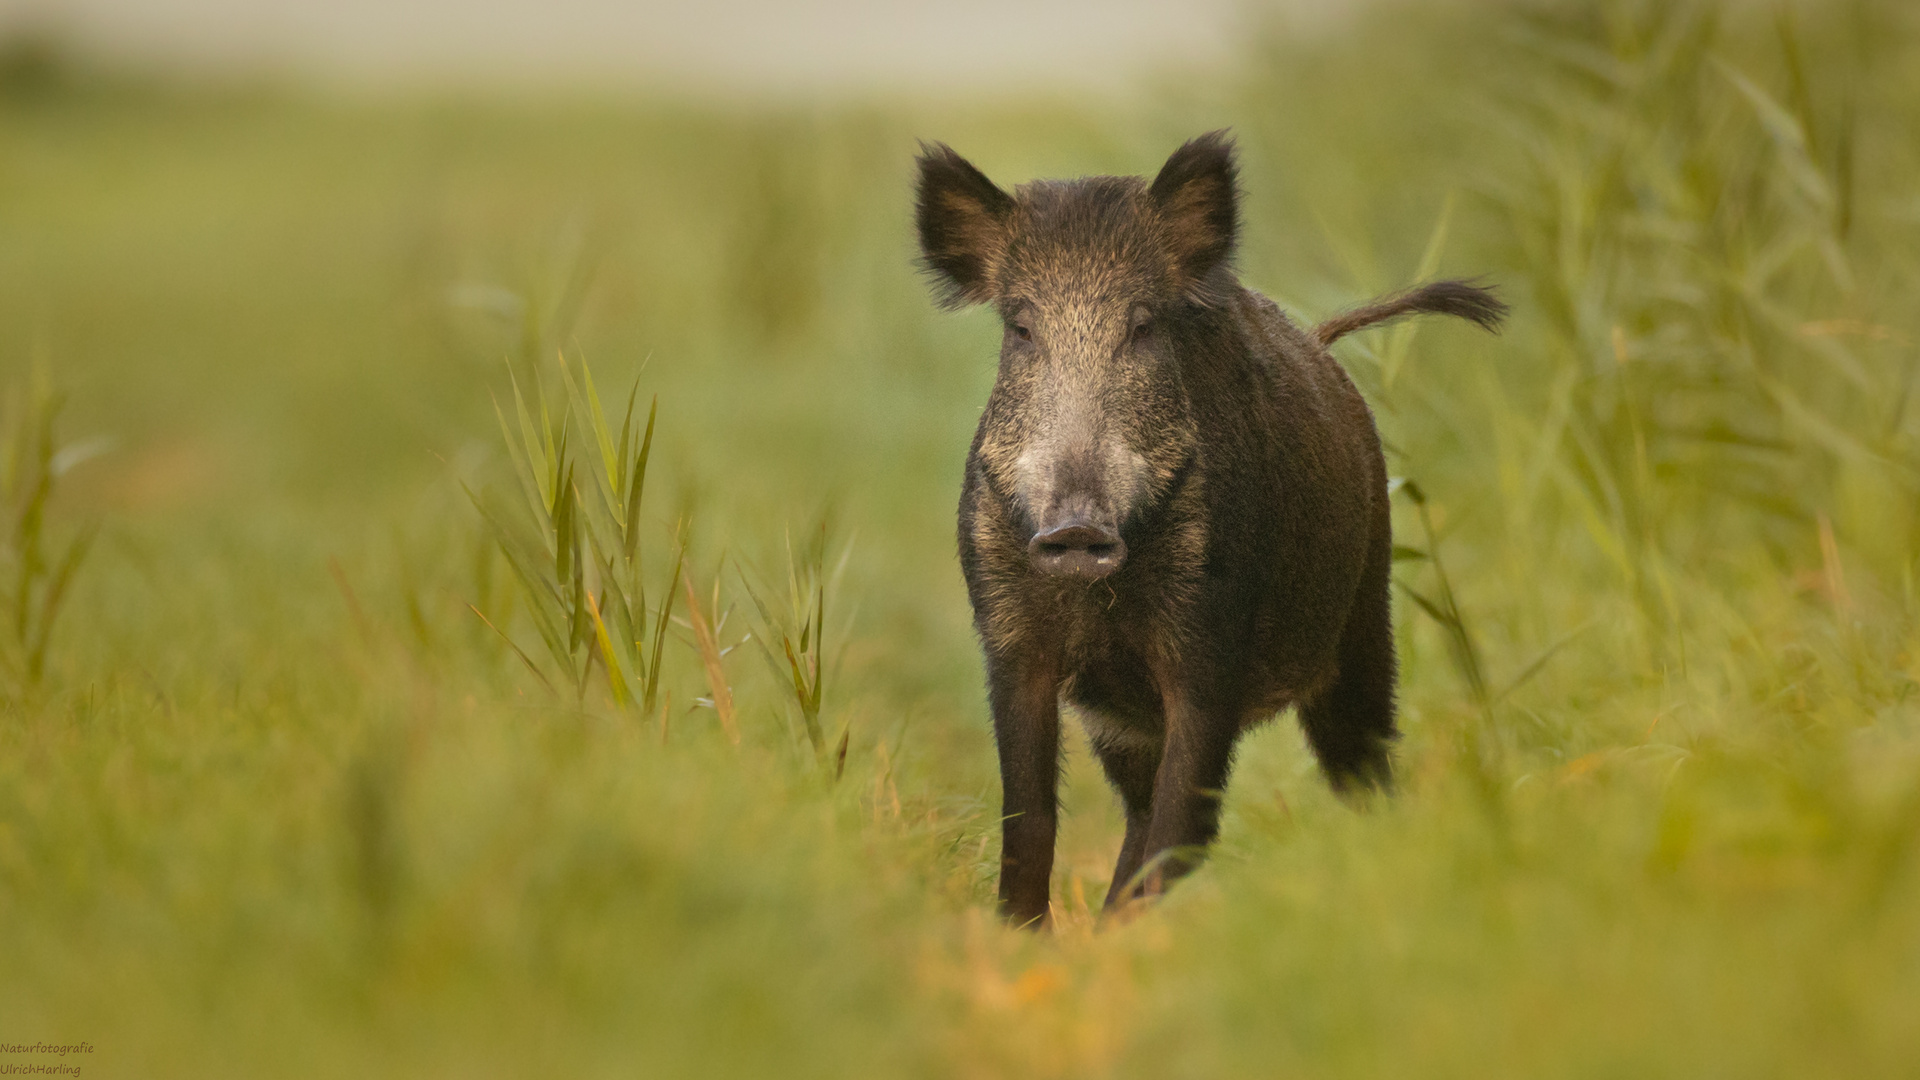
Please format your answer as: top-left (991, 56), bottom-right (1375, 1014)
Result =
top-left (681, 572), bottom-right (740, 745)
top-left (1392, 477), bottom-right (1508, 831)
top-left (0, 371), bottom-right (97, 689)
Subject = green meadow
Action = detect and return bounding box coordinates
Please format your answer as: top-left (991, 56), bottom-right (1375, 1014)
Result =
top-left (4, 1), bottom-right (1919, 1075)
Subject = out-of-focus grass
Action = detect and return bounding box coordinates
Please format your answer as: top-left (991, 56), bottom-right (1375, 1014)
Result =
top-left (2, 1), bottom-right (1919, 1076)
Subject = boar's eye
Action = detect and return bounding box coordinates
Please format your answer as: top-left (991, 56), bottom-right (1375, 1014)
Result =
top-left (1012, 323), bottom-right (1032, 342)
top-left (1131, 316), bottom-right (1154, 342)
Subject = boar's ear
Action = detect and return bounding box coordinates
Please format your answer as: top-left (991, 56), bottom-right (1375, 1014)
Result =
top-left (915, 142), bottom-right (1015, 309)
top-left (1149, 130), bottom-right (1240, 304)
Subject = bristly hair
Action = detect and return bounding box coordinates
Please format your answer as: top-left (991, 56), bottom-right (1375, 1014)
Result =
top-left (913, 140), bottom-right (1016, 309)
top-left (1313, 280), bottom-right (1509, 346)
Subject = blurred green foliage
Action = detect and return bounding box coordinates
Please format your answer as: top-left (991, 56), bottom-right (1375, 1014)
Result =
top-left (2, 0), bottom-right (1919, 1076)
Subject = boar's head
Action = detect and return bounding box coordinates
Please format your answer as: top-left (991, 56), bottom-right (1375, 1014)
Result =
top-left (915, 132), bottom-right (1238, 580)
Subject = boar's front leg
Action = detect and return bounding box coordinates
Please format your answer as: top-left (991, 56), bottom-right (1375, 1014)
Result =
top-left (1123, 684), bottom-right (1237, 903)
top-left (1090, 735), bottom-right (1160, 910)
top-left (987, 649), bottom-right (1063, 929)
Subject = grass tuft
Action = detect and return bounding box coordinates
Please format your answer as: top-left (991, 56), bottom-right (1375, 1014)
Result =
top-left (466, 352), bottom-right (682, 716)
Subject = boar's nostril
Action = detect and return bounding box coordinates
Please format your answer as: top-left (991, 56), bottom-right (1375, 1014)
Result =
top-left (1027, 523), bottom-right (1127, 580)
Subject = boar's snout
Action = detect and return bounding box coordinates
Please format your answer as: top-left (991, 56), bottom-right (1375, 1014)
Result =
top-left (1028, 520), bottom-right (1127, 579)
top-left (1018, 448), bottom-right (1139, 580)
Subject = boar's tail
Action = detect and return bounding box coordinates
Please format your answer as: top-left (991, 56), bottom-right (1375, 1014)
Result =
top-left (1314, 280), bottom-right (1508, 347)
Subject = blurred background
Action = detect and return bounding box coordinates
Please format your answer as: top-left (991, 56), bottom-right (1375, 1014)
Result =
top-left (3, 0), bottom-right (1310, 93)
top-left (3, 1), bottom-right (1918, 1077)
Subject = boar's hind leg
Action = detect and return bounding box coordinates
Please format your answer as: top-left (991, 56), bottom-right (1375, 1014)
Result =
top-left (1089, 734), bottom-right (1161, 910)
top-left (988, 652), bottom-right (1064, 929)
top-left (1299, 528), bottom-right (1399, 793)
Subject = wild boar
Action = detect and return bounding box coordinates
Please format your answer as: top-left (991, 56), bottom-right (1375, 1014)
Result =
top-left (915, 130), bottom-right (1506, 928)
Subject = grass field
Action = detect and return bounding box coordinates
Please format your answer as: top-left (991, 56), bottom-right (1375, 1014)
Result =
top-left (4, 1), bottom-right (1920, 1076)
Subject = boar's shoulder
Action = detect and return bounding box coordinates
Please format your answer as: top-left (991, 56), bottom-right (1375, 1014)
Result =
top-left (1226, 288), bottom-right (1375, 432)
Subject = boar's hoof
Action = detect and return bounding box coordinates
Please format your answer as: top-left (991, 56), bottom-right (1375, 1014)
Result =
top-left (1027, 523), bottom-right (1127, 579)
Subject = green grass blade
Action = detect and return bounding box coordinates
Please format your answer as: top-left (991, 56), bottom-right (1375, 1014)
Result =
top-left (25, 521), bottom-right (95, 683)
top-left (586, 590), bottom-right (630, 708)
top-left (625, 396), bottom-right (656, 566)
top-left (506, 365), bottom-right (554, 513)
top-left (642, 546), bottom-right (684, 716)
top-left (492, 394), bottom-right (553, 551)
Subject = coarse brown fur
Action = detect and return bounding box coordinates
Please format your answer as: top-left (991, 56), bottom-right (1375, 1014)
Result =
top-left (915, 130), bottom-right (1507, 928)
